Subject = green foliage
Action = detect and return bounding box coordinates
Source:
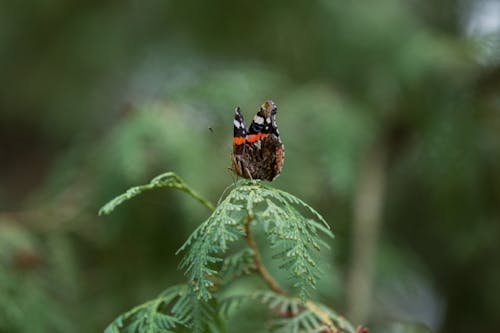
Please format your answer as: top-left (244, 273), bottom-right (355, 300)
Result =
top-left (170, 288), bottom-right (221, 333)
top-left (218, 248), bottom-right (255, 285)
top-left (176, 191), bottom-right (245, 301)
top-left (3, 1), bottom-right (500, 332)
top-left (101, 175), bottom-right (339, 332)
top-left (98, 172), bottom-right (215, 216)
top-left (220, 291), bottom-right (356, 333)
top-left (177, 180), bottom-right (333, 302)
top-left (104, 284), bottom-right (221, 333)
top-left (0, 221), bottom-right (75, 333)
top-left (257, 194), bottom-right (333, 301)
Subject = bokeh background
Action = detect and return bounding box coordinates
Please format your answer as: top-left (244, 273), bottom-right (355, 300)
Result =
top-left (1, 0), bottom-right (500, 332)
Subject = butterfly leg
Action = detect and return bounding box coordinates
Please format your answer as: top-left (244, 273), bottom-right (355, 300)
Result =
top-left (237, 156), bottom-right (253, 179)
top-left (244, 166), bottom-right (253, 180)
top-left (231, 153), bottom-right (253, 180)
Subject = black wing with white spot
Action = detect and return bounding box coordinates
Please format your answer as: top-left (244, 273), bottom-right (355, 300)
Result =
top-left (248, 100), bottom-right (278, 135)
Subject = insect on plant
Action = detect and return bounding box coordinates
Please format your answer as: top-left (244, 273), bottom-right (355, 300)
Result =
top-left (99, 101), bottom-right (367, 333)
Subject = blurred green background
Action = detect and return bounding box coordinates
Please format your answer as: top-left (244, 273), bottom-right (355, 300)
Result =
top-left (1, 0), bottom-right (499, 332)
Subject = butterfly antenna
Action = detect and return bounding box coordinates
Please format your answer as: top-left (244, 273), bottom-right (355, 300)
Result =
top-left (217, 181), bottom-right (236, 207)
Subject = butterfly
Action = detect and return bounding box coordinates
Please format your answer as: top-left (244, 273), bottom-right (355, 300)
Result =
top-left (230, 100), bottom-right (284, 181)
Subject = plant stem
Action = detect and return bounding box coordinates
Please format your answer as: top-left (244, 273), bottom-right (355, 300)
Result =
top-left (179, 185), bottom-right (216, 211)
top-left (243, 214), bottom-right (284, 295)
top-left (305, 301), bottom-right (337, 333)
top-left (243, 213), bottom-right (339, 332)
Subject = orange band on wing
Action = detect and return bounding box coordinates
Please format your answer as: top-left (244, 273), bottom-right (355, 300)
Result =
top-left (233, 136), bottom-right (245, 145)
top-left (246, 133), bottom-right (268, 143)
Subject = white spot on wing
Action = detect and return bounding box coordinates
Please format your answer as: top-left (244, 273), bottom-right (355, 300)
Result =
top-left (233, 119), bottom-right (241, 128)
top-left (253, 115), bottom-right (264, 125)
top-left (266, 117), bottom-right (271, 124)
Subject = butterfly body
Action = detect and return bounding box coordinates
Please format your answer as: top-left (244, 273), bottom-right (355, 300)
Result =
top-left (231, 100), bottom-right (284, 181)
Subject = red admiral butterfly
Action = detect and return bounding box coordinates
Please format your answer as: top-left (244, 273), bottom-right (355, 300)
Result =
top-left (230, 100), bottom-right (284, 181)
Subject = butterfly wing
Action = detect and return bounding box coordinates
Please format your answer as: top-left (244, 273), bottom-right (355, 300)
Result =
top-left (232, 107), bottom-right (247, 154)
top-left (231, 107), bottom-right (248, 178)
top-left (231, 100), bottom-right (284, 181)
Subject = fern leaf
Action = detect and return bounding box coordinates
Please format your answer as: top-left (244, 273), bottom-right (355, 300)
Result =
top-left (273, 311), bottom-right (322, 333)
top-left (177, 194), bottom-right (246, 300)
top-left (220, 290), bottom-right (357, 333)
top-left (178, 180), bottom-right (333, 302)
top-left (99, 172), bottom-right (214, 215)
top-left (218, 294), bottom-right (249, 318)
top-left (219, 248), bottom-right (255, 285)
top-left (171, 288), bottom-right (218, 333)
top-left (104, 284), bottom-right (225, 333)
top-left (317, 303), bottom-right (356, 333)
top-left (104, 323), bottom-right (120, 333)
top-left (104, 285), bottom-right (185, 333)
top-left (234, 181), bottom-right (333, 300)
top-left (255, 291), bottom-right (355, 333)
top-left (234, 181), bottom-right (334, 301)
top-left (257, 195), bottom-right (329, 300)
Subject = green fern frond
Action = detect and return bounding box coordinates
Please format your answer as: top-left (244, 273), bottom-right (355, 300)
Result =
top-left (178, 179), bottom-right (333, 302)
top-left (253, 291), bottom-right (301, 316)
top-left (219, 291), bottom-right (290, 318)
top-left (104, 284), bottom-right (224, 333)
top-left (265, 207), bottom-right (323, 301)
top-left (104, 284), bottom-right (186, 333)
top-left (218, 294), bottom-right (249, 319)
top-left (220, 291), bottom-right (354, 333)
top-left (317, 303), bottom-right (356, 333)
top-left (272, 310), bottom-right (324, 333)
top-left (267, 291), bottom-right (356, 333)
top-left (219, 248), bottom-right (255, 285)
top-left (177, 197), bottom-right (246, 300)
top-left (103, 176), bottom-right (341, 332)
top-left (100, 174), bottom-right (331, 302)
top-left (252, 184), bottom-right (333, 301)
top-left (99, 172), bottom-right (214, 215)
top-left (171, 287), bottom-right (220, 333)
